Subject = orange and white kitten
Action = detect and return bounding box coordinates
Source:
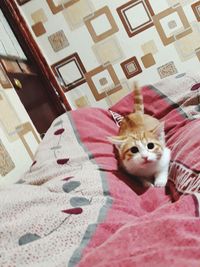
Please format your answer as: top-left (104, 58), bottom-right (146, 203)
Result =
top-left (109, 82), bottom-right (170, 187)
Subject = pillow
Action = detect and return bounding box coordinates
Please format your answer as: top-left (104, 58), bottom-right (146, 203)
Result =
top-left (109, 72), bottom-right (200, 201)
top-left (167, 119), bottom-right (200, 201)
top-left (109, 110), bottom-right (123, 127)
top-left (110, 72), bottom-right (200, 120)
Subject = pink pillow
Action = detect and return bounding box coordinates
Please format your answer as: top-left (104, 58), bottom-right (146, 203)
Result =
top-left (167, 119), bottom-right (200, 200)
top-left (109, 110), bottom-right (123, 127)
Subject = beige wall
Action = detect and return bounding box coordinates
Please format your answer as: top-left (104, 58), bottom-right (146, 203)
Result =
top-left (16, 0), bottom-right (200, 109)
top-left (0, 9), bottom-right (26, 59)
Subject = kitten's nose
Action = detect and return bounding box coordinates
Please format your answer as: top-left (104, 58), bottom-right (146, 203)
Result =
top-left (142, 156), bottom-right (148, 162)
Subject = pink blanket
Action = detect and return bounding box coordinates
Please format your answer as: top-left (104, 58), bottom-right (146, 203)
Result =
top-left (0, 72), bottom-right (200, 266)
top-left (70, 107), bottom-right (200, 267)
top-left (78, 193), bottom-right (200, 267)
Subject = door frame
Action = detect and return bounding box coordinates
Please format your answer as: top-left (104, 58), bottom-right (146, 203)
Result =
top-left (0, 0), bottom-right (71, 111)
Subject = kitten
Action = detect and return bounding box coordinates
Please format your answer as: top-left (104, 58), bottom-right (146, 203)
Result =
top-left (109, 82), bottom-right (170, 187)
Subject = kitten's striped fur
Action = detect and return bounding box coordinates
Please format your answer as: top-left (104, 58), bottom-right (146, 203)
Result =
top-left (109, 82), bottom-right (170, 187)
top-left (134, 82), bottom-right (144, 113)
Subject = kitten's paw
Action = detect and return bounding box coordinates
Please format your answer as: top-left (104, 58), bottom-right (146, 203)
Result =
top-left (143, 181), bottom-right (154, 188)
top-left (154, 179), bottom-right (167, 187)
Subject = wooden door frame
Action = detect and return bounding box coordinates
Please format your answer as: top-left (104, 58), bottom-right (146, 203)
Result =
top-left (0, 0), bottom-right (71, 111)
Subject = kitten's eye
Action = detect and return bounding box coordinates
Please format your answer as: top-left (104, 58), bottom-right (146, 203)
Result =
top-left (147, 143), bottom-right (154, 150)
top-left (130, 146), bottom-right (139, 153)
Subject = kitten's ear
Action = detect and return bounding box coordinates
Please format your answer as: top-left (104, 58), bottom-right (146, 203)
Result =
top-left (152, 122), bottom-right (165, 143)
top-left (107, 135), bottom-right (127, 149)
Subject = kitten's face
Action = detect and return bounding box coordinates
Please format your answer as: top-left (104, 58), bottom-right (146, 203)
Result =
top-left (109, 130), bottom-right (165, 177)
top-left (119, 133), bottom-right (163, 169)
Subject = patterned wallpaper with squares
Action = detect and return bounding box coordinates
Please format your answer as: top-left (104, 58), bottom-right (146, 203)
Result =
top-left (17, 0), bottom-right (200, 109)
top-left (0, 67), bottom-right (40, 183)
top-left (0, 11), bottom-right (40, 183)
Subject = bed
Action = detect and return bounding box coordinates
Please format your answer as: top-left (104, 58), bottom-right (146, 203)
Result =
top-left (1, 72), bottom-right (200, 267)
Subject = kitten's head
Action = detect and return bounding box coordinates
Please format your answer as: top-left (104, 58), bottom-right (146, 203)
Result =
top-left (108, 123), bottom-right (165, 174)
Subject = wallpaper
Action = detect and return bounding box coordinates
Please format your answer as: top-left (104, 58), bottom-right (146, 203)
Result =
top-left (0, 69), bottom-right (40, 184)
top-left (0, 64), bottom-right (40, 183)
top-left (0, 10), bottom-right (40, 184)
top-left (17, 0), bottom-right (200, 109)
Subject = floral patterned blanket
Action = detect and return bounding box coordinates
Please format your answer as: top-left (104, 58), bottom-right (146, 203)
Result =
top-left (1, 72), bottom-right (200, 267)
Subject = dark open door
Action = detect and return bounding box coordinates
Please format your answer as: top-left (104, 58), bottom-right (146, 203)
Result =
top-left (0, 0), bottom-right (70, 136)
top-left (2, 57), bottom-right (62, 135)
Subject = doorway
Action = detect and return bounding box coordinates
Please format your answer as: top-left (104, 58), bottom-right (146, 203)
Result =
top-left (0, 1), bottom-right (68, 136)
